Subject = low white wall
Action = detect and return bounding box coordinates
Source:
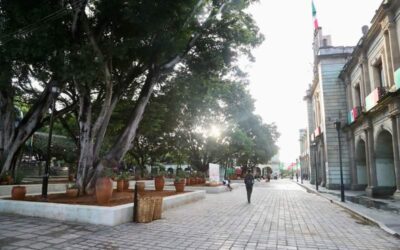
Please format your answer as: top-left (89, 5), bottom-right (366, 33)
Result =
top-left (0, 190), bottom-right (205, 226)
top-left (184, 183), bottom-right (240, 194)
top-left (0, 183), bottom-right (67, 197)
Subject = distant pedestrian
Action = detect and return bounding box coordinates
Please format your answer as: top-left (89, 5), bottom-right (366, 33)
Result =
top-left (244, 170), bottom-right (254, 204)
top-left (223, 178), bottom-right (233, 191)
top-left (296, 172), bottom-right (299, 182)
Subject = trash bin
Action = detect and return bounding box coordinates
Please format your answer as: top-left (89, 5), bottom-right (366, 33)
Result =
top-left (152, 197), bottom-right (163, 220)
top-left (136, 196), bottom-right (163, 223)
top-left (137, 197), bottom-right (155, 223)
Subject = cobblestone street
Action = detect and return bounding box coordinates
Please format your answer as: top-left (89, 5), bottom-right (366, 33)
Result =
top-left (1, 180), bottom-right (399, 250)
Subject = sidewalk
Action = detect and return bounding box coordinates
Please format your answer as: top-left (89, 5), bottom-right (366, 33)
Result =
top-left (294, 179), bottom-right (400, 237)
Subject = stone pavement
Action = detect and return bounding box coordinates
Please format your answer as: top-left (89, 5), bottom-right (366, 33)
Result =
top-left (1, 180), bottom-right (400, 250)
top-left (296, 180), bottom-right (400, 236)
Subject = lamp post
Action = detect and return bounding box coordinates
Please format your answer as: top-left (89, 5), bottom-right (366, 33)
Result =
top-left (312, 142), bottom-right (318, 191)
top-left (42, 85), bottom-right (60, 199)
top-left (334, 120), bottom-right (345, 202)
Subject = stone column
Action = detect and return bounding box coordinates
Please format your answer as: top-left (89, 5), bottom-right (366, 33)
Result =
top-left (394, 114), bottom-right (400, 197)
top-left (348, 130), bottom-right (358, 189)
top-left (365, 122), bottom-right (378, 196)
top-left (383, 30), bottom-right (394, 86)
top-left (361, 54), bottom-right (372, 99)
top-left (386, 14), bottom-right (400, 77)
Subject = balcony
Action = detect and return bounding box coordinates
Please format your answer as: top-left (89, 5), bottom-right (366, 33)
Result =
top-left (365, 87), bottom-right (386, 112)
top-left (347, 106), bottom-right (362, 124)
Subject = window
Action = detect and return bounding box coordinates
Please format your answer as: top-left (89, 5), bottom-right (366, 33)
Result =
top-left (377, 62), bottom-right (385, 87)
top-left (372, 59), bottom-right (385, 88)
top-left (354, 84), bottom-right (362, 107)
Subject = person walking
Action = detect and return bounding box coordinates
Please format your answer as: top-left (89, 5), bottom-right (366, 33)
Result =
top-left (244, 169), bottom-right (254, 203)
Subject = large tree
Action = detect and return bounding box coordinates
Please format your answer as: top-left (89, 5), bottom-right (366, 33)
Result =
top-left (0, 0), bottom-right (265, 194)
top-left (0, 0), bottom-right (76, 176)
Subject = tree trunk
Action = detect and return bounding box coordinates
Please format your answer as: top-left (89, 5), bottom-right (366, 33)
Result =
top-left (76, 91), bottom-right (94, 194)
top-left (1, 84), bottom-right (53, 175)
top-left (105, 69), bottom-right (159, 162)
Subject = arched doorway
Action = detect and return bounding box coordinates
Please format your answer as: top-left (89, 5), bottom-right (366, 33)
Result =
top-left (255, 167), bottom-right (261, 177)
top-left (355, 140), bottom-right (367, 185)
top-left (375, 131), bottom-right (396, 187)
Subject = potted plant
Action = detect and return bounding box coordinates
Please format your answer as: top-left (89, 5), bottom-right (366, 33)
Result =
top-left (68, 165), bottom-right (76, 182)
top-left (154, 170), bottom-right (165, 191)
top-left (11, 186), bottom-right (26, 200)
top-left (66, 183), bottom-right (79, 197)
top-left (174, 172), bottom-right (186, 192)
top-left (116, 172), bottom-right (130, 192)
top-left (95, 168), bottom-right (114, 204)
top-left (0, 171), bottom-right (13, 185)
top-left (122, 171), bottom-right (130, 190)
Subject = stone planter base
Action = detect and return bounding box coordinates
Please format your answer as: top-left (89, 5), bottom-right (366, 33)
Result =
top-left (0, 190), bottom-right (205, 226)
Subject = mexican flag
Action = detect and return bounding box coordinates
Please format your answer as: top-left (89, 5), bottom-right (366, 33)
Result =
top-left (312, 1), bottom-right (319, 29)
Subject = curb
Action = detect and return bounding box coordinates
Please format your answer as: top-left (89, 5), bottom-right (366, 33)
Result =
top-left (294, 181), bottom-right (400, 238)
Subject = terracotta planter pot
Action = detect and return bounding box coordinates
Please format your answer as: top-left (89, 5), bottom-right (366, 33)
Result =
top-left (136, 181), bottom-right (145, 193)
top-left (68, 174), bottom-right (74, 182)
top-left (124, 180), bottom-right (130, 190)
top-left (95, 177), bottom-right (113, 204)
top-left (117, 179), bottom-right (125, 192)
top-left (66, 188), bottom-right (78, 198)
top-left (154, 176), bottom-right (165, 191)
top-left (174, 180), bottom-right (185, 192)
top-left (11, 186), bottom-right (26, 200)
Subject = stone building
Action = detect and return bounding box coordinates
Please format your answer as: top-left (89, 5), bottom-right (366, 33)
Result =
top-left (304, 27), bottom-right (353, 189)
top-left (298, 129), bottom-right (310, 179)
top-left (339, 0), bottom-right (400, 197)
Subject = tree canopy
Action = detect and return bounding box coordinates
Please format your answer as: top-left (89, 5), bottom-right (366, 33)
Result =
top-left (0, 0), bottom-right (279, 192)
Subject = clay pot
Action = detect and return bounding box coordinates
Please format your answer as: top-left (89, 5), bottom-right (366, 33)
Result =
top-left (68, 174), bottom-right (74, 182)
top-left (95, 177), bottom-right (113, 204)
top-left (66, 188), bottom-right (78, 198)
top-left (174, 180), bottom-right (185, 192)
top-left (154, 176), bottom-right (165, 191)
top-left (136, 181), bottom-right (145, 193)
top-left (124, 180), bottom-right (130, 190)
top-left (117, 179), bottom-right (125, 192)
top-left (11, 186), bottom-right (26, 200)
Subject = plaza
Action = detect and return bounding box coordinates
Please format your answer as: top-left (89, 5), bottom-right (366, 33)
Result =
top-left (1, 180), bottom-right (399, 250)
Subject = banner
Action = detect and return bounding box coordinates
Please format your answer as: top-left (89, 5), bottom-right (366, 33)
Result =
top-left (209, 163), bottom-right (220, 182)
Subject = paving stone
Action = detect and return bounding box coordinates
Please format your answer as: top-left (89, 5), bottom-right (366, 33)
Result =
top-left (1, 180), bottom-right (400, 249)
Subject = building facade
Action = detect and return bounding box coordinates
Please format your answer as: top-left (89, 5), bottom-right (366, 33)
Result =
top-left (304, 27), bottom-right (353, 189)
top-left (340, 0), bottom-right (400, 197)
top-left (299, 129), bottom-right (310, 179)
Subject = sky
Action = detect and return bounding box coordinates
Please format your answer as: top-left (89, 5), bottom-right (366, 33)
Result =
top-left (244, 0), bottom-right (382, 165)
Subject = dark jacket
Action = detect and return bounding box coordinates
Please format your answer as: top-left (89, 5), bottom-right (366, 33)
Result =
top-left (244, 173), bottom-right (254, 187)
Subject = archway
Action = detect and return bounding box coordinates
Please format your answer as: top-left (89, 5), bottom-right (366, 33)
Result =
top-left (355, 139), bottom-right (368, 185)
top-left (375, 131), bottom-right (396, 187)
top-left (255, 167), bottom-right (261, 177)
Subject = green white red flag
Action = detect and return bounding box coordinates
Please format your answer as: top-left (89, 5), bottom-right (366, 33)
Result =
top-left (312, 1), bottom-right (319, 29)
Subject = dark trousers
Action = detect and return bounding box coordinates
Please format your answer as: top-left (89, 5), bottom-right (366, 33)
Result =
top-left (246, 185), bottom-right (253, 203)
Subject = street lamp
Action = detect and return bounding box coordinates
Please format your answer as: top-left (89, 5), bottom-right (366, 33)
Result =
top-left (334, 120), bottom-right (345, 202)
top-left (42, 85), bottom-right (60, 199)
top-left (312, 142), bottom-right (318, 191)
